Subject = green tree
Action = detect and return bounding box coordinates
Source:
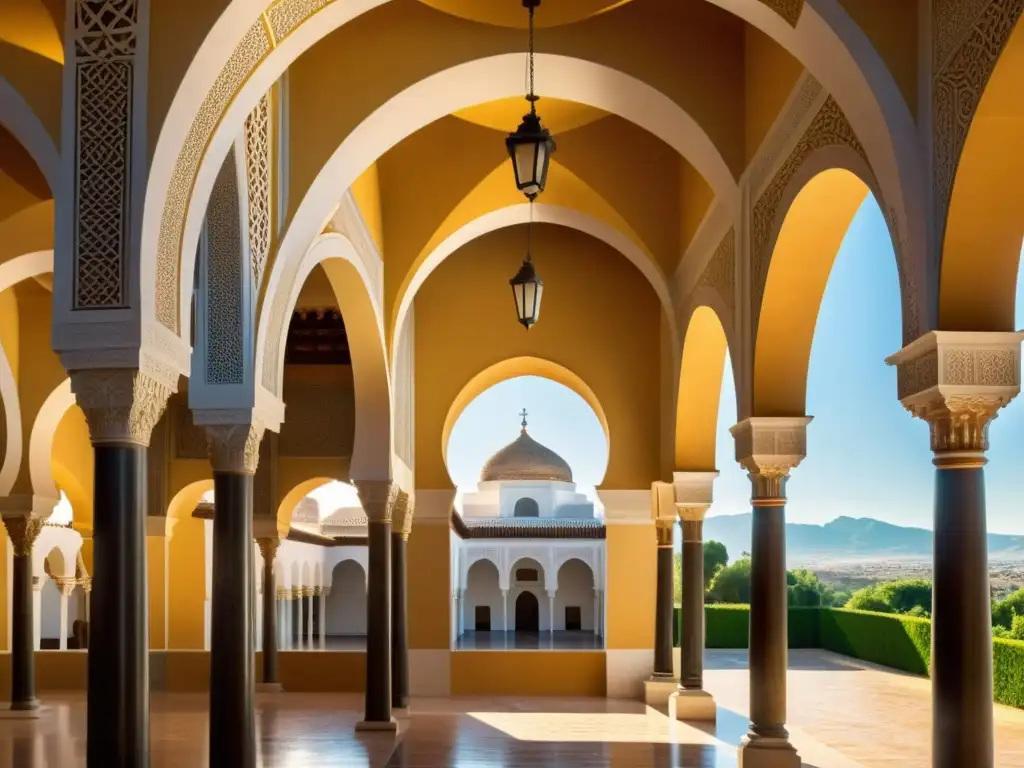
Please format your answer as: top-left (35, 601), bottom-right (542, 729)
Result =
top-left (673, 553), bottom-right (682, 605)
top-left (706, 557), bottom-right (751, 603)
top-left (1012, 614), bottom-right (1024, 641)
top-left (845, 579), bottom-right (932, 616)
top-left (703, 540), bottom-right (728, 587)
top-left (993, 587), bottom-right (1024, 630)
top-left (787, 569), bottom-right (829, 607)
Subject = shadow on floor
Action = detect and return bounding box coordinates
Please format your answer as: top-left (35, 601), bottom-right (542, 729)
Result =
top-left (703, 649), bottom-right (864, 672)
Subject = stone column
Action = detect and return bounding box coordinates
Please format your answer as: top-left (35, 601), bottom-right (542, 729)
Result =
top-left (501, 589), bottom-right (509, 635)
top-left (391, 491), bottom-right (413, 712)
top-left (1, 513), bottom-right (43, 713)
top-left (305, 589), bottom-right (315, 647)
top-left (293, 589), bottom-right (304, 650)
top-left (71, 369), bottom-right (172, 765)
top-left (670, 471), bottom-right (719, 721)
top-left (731, 418), bottom-right (810, 768)
top-left (204, 423), bottom-right (264, 768)
top-left (276, 589), bottom-right (287, 650)
top-left (32, 578), bottom-right (42, 652)
top-left (57, 579), bottom-right (75, 651)
top-left (354, 481), bottom-right (399, 731)
top-left (644, 483), bottom-right (678, 707)
top-left (256, 538), bottom-right (281, 692)
top-left (319, 588), bottom-right (328, 650)
top-left (887, 331), bottom-right (1024, 768)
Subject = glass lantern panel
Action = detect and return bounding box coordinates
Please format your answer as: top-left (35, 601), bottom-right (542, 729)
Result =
top-left (514, 141), bottom-right (541, 196)
top-left (530, 281), bottom-right (543, 322)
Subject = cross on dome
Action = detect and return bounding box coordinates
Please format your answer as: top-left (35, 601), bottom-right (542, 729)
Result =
top-left (519, 408), bottom-right (529, 431)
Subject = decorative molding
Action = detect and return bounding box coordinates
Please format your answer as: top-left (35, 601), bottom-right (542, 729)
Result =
top-left (355, 480), bottom-right (400, 524)
top-left (697, 227), bottom-right (735, 317)
top-left (748, 75), bottom-right (824, 198)
top-left (758, 0), bottom-right (804, 26)
top-left (205, 151), bottom-right (245, 386)
top-left (244, 93), bottom-right (272, 291)
top-left (70, 368), bottom-right (172, 446)
top-left (672, 471), bottom-right (718, 517)
top-left (932, 0), bottom-right (1024, 258)
top-left (730, 417), bottom-right (812, 498)
top-left (256, 536), bottom-right (280, 563)
top-left (886, 330), bottom-right (1024, 462)
top-left (751, 97), bottom-right (867, 328)
top-left (204, 422), bottom-right (265, 474)
top-left (72, 0), bottom-right (139, 309)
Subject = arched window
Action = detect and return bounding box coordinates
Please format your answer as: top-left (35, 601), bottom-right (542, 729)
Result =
top-left (513, 497), bottom-right (539, 518)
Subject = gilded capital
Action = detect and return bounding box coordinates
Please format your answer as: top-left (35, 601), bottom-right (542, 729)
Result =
top-left (276, 587), bottom-right (288, 599)
top-left (291, 587), bottom-right (302, 599)
top-left (55, 578), bottom-right (77, 596)
top-left (886, 331), bottom-right (1024, 467)
top-left (681, 519), bottom-right (704, 543)
top-left (673, 471), bottom-right (717, 522)
top-left (256, 536), bottom-right (280, 563)
top-left (3, 516), bottom-right (43, 556)
top-left (313, 586), bottom-right (322, 596)
top-left (731, 417), bottom-right (809, 504)
top-left (392, 491), bottom-right (415, 539)
top-left (655, 518), bottom-right (674, 547)
top-left (205, 423), bottom-right (265, 475)
top-left (70, 368), bottom-right (172, 446)
top-left (355, 480), bottom-right (400, 524)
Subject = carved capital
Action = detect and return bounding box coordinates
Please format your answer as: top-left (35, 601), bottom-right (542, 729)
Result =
top-left (276, 587), bottom-right (288, 600)
top-left (391, 491), bottom-right (415, 539)
top-left (80, 578), bottom-right (93, 594)
top-left (673, 471), bottom-right (718, 521)
top-left (355, 480), bottom-right (400, 524)
top-left (256, 537), bottom-right (280, 563)
top-left (291, 587), bottom-right (303, 600)
top-left (70, 368), bottom-right (172, 446)
top-left (312, 586), bottom-right (322, 596)
top-left (205, 423), bottom-right (265, 474)
top-left (655, 518), bottom-right (674, 547)
top-left (886, 331), bottom-right (1023, 466)
top-left (730, 417), bottom-right (811, 494)
top-left (681, 519), bottom-right (704, 543)
top-left (321, 587), bottom-right (330, 598)
top-left (55, 578), bottom-right (77, 596)
top-left (3, 516), bottom-right (43, 556)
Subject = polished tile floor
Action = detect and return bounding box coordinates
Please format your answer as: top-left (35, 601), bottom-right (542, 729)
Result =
top-left (0, 650), bottom-right (1021, 767)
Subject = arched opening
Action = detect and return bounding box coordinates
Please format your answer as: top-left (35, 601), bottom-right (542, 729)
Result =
top-left (676, 305), bottom-right (731, 472)
top-left (326, 559), bottom-right (367, 651)
top-left (513, 498), bottom-right (539, 518)
top-left (514, 591), bottom-right (540, 634)
top-left (457, 558), bottom-right (502, 650)
top-left (554, 558), bottom-right (600, 648)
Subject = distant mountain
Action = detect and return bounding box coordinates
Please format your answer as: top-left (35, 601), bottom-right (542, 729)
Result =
top-left (699, 514), bottom-right (1024, 562)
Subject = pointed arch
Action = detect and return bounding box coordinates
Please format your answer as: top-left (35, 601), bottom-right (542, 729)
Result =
top-left (676, 305), bottom-right (733, 472)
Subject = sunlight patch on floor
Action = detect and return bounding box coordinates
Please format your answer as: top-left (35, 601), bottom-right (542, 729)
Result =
top-left (467, 710), bottom-right (728, 746)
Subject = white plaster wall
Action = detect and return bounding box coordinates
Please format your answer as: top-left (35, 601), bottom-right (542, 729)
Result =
top-left (462, 559), bottom-right (504, 631)
top-left (326, 559), bottom-right (366, 635)
top-left (40, 578), bottom-right (60, 640)
top-left (553, 559), bottom-right (595, 631)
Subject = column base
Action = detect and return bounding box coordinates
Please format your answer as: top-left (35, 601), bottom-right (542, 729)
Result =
top-left (0, 703), bottom-right (44, 720)
top-left (737, 736), bottom-right (801, 768)
top-left (643, 675), bottom-right (678, 707)
top-left (255, 682), bottom-right (284, 693)
top-left (355, 718), bottom-right (399, 732)
top-left (669, 688), bottom-right (716, 721)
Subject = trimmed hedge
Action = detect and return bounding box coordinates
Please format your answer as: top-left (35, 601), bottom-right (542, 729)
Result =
top-left (673, 604), bottom-right (1024, 710)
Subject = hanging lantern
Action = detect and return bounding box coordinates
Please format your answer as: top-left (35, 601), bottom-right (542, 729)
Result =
top-left (506, 0), bottom-right (556, 200)
top-left (510, 252), bottom-right (543, 330)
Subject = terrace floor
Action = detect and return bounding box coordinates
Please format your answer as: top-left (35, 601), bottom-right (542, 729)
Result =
top-left (0, 650), bottom-right (1021, 766)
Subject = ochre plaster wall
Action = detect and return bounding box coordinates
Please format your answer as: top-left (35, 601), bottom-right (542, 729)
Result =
top-left (413, 225), bottom-right (661, 491)
top-left (605, 524), bottom-right (656, 651)
top-left (451, 651), bottom-right (606, 696)
top-left (407, 523), bottom-right (450, 650)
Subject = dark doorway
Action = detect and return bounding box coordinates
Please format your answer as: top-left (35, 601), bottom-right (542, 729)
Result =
top-left (515, 591), bottom-right (540, 632)
top-left (565, 606), bottom-right (582, 631)
top-left (513, 497), bottom-right (540, 517)
top-left (475, 606), bottom-right (491, 631)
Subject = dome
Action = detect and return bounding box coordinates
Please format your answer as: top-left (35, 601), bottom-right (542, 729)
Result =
top-left (480, 425), bottom-right (573, 484)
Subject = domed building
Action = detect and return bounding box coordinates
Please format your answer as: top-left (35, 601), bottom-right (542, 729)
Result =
top-left (451, 415), bottom-right (605, 650)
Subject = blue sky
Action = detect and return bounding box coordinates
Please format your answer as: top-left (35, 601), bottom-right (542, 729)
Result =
top-left (447, 197), bottom-right (1024, 535)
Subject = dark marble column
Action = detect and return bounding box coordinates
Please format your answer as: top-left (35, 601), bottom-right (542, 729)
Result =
top-left (679, 519), bottom-right (705, 690)
top-left (90, 444), bottom-right (150, 766)
top-left (653, 520), bottom-right (674, 677)
top-left (257, 538), bottom-right (281, 690)
top-left (933, 459), bottom-right (994, 767)
top-left (741, 469), bottom-right (799, 767)
top-left (3, 517), bottom-right (42, 711)
top-left (355, 481), bottom-right (397, 731)
top-left (391, 531), bottom-right (409, 710)
top-left (205, 424), bottom-right (263, 768)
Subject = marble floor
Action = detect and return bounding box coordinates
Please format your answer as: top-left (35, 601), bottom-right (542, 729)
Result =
top-left (455, 630), bottom-right (603, 650)
top-left (0, 650), bottom-right (1021, 766)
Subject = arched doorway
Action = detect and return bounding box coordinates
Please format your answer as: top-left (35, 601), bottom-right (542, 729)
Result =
top-left (513, 497), bottom-right (539, 517)
top-left (515, 591), bottom-right (539, 633)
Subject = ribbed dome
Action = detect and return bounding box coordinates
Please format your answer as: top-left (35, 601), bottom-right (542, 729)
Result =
top-left (480, 428), bottom-right (573, 483)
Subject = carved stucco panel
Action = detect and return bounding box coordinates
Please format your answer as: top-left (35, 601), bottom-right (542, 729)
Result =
top-left (698, 228), bottom-right (735, 319)
top-left (757, 0), bottom-right (804, 26)
top-left (932, 0), bottom-right (1024, 256)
